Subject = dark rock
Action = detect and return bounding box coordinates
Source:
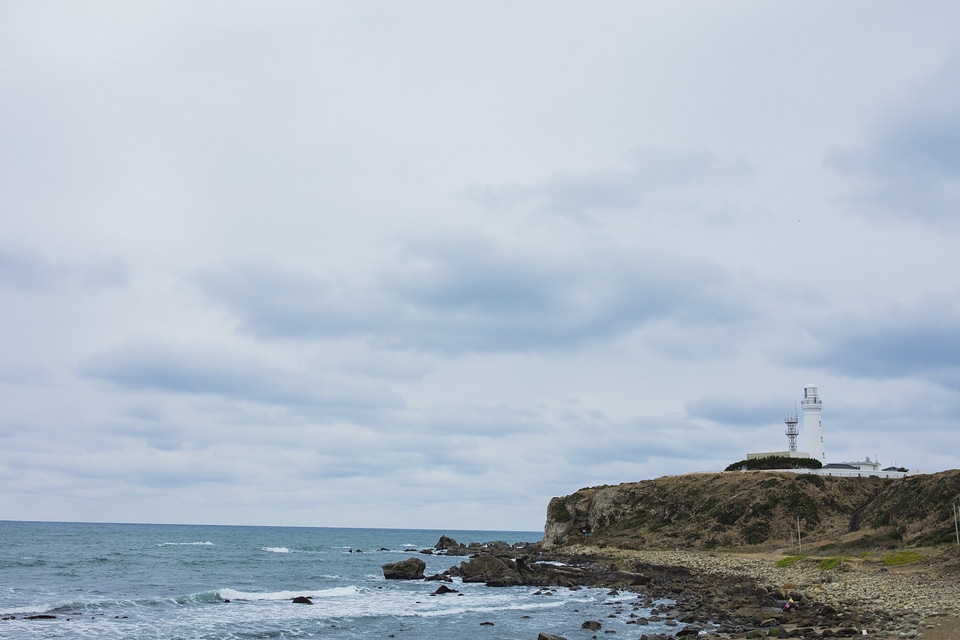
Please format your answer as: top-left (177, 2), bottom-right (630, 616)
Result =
top-left (382, 557), bottom-right (426, 580)
top-left (480, 621), bottom-right (494, 626)
top-left (25, 615), bottom-right (57, 620)
top-left (425, 573), bottom-right (452, 582)
top-left (459, 554), bottom-right (517, 583)
top-left (676, 624), bottom-right (702, 636)
top-left (537, 634), bottom-right (568, 640)
top-left (291, 596), bottom-right (313, 604)
top-left (432, 584), bottom-right (459, 595)
top-left (435, 535), bottom-right (468, 554)
top-left (581, 620), bottom-right (602, 630)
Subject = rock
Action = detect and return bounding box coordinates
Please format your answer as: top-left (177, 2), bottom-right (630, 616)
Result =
top-left (537, 634), bottom-right (568, 640)
top-left (676, 624), bottom-right (702, 636)
top-left (425, 573), bottom-right (452, 582)
top-left (382, 557), bottom-right (426, 580)
top-left (435, 535), bottom-right (461, 551)
top-left (432, 584), bottom-right (459, 595)
top-left (459, 554), bottom-right (517, 583)
top-left (581, 620), bottom-right (602, 630)
top-left (291, 596), bottom-right (313, 604)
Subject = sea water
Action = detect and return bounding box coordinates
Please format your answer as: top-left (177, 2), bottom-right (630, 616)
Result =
top-left (0, 521), bottom-right (674, 639)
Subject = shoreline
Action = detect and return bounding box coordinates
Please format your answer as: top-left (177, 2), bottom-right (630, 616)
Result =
top-left (556, 544), bottom-right (960, 639)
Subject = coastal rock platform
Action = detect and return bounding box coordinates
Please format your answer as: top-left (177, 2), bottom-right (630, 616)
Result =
top-left (556, 544), bottom-right (960, 639)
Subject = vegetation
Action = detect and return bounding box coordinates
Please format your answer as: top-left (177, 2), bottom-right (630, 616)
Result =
top-left (775, 555), bottom-right (805, 568)
top-left (819, 557), bottom-right (846, 570)
top-left (724, 456), bottom-right (823, 472)
top-left (883, 551), bottom-right (925, 566)
top-left (543, 470), bottom-right (960, 551)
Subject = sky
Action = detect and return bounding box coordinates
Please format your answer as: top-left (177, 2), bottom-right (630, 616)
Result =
top-left (2, 1), bottom-right (960, 531)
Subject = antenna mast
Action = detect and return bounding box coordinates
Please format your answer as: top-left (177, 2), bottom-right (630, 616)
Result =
top-left (785, 411), bottom-right (799, 453)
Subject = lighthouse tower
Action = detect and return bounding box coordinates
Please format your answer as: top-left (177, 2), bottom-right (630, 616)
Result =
top-left (801, 383), bottom-right (825, 463)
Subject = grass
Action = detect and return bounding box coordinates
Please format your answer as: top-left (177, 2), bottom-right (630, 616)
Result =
top-left (882, 551), bottom-right (925, 566)
top-left (819, 556), bottom-right (846, 570)
top-left (775, 555), bottom-right (806, 568)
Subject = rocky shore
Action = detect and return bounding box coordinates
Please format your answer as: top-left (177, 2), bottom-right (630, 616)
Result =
top-left (396, 537), bottom-right (960, 639)
top-left (563, 545), bottom-right (960, 639)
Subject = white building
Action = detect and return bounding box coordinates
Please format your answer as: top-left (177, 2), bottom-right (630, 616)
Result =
top-left (801, 383), bottom-right (825, 463)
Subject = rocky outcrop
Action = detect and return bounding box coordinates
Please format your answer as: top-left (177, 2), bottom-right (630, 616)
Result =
top-left (543, 470), bottom-right (960, 550)
top-left (381, 557), bottom-right (426, 580)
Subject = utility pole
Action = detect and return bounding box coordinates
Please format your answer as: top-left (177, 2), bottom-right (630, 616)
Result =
top-left (797, 515), bottom-right (802, 553)
top-left (954, 502), bottom-right (959, 546)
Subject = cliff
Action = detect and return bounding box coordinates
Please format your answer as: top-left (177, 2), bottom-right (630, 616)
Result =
top-left (543, 469), bottom-right (960, 551)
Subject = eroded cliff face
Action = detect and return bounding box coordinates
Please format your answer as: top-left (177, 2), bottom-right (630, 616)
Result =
top-left (542, 470), bottom-right (960, 550)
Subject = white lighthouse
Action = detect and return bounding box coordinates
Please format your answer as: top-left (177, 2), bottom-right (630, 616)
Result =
top-left (801, 383), bottom-right (825, 463)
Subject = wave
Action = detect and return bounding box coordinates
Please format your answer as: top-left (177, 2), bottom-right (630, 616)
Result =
top-left (218, 586), bottom-right (360, 602)
top-left (260, 547), bottom-right (290, 553)
top-left (156, 541), bottom-right (214, 547)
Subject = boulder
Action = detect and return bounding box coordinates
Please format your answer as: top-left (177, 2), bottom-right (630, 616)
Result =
top-left (432, 584), bottom-right (459, 595)
top-left (459, 554), bottom-right (517, 583)
top-left (537, 634), bottom-right (568, 640)
top-left (435, 535), bottom-right (470, 556)
top-left (291, 596), bottom-right (313, 605)
top-left (425, 573), bottom-right (452, 582)
top-left (581, 620), bottom-right (602, 630)
top-left (676, 624), bottom-right (702, 636)
top-left (382, 557), bottom-right (426, 580)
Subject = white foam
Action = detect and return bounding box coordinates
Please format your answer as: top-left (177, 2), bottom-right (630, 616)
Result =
top-left (156, 541), bottom-right (214, 547)
top-left (217, 586), bottom-right (360, 602)
top-left (260, 547), bottom-right (290, 553)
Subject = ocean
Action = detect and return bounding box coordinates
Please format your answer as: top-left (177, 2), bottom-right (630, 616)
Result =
top-left (0, 521), bottom-right (675, 639)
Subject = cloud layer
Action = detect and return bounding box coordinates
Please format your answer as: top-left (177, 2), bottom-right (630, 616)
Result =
top-left (2, 2), bottom-right (959, 530)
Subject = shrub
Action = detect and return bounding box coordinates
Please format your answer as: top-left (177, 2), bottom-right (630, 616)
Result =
top-left (724, 456), bottom-right (822, 472)
top-left (883, 551), bottom-right (925, 566)
top-left (819, 557), bottom-right (845, 571)
top-left (775, 556), bottom-right (805, 568)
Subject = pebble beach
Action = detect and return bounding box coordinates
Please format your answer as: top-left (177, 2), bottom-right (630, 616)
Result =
top-left (563, 545), bottom-right (960, 639)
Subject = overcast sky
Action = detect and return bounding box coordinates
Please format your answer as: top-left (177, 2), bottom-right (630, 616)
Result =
top-left (2, 1), bottom-right (959, 531)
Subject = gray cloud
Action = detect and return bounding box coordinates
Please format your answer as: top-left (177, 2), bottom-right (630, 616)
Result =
top-left (469, 147), bottom-right (751, 219)
top-left (195, 234), bottom-right (756, 355)
top-left (785, 292), bottom-right (960, 388)
top-left (684, 395), bottom-right (794, 428)
top-left (79, 340), bottom-right (403, 420)
top-left (0, 249), bottom-right (128, 293)
top-left (827, 50), bottom-right (960, 226)
top-left (0, 361), bottom-right (55, 387)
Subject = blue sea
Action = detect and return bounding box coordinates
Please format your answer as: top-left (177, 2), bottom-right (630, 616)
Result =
top-left (0, 521), bottom-right (674, 639)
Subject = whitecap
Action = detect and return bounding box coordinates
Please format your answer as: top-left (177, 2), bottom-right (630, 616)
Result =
top-left (217, 586), bottom-right (360, 602)
top-left (156, 541), bottom-right (214, 547)
top-left (261, 547), bottom-right (290, 553)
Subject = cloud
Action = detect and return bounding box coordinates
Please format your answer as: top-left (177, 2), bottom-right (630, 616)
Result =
top-left (194, 233), bottom-right (757, 355)
top-left (827, 50), bottom-right (960, 226)
top-left (784, 291), bottom-right (960, 388)
top-left (468, 146), bottom-right (751, 219)
top-left (0, 249), bottom-right (128, 293)
top-left (684, 395), bottom-right (793, 428)
top-left (0, 361), bottom-right (54, 387)
top-left (78, 339), bottom-right (403, 420)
